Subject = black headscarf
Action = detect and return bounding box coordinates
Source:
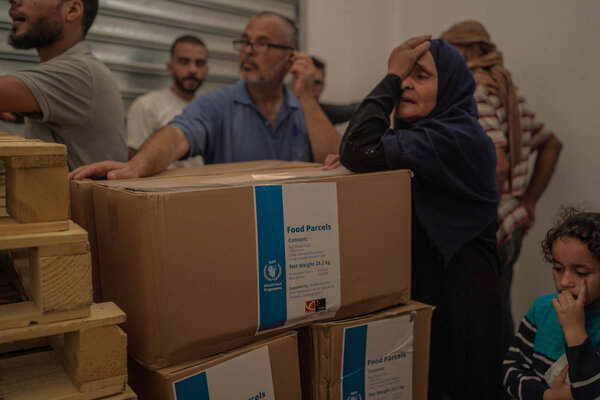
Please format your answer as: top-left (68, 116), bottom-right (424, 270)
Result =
top-left (383, 39), bottom-right (498, 264)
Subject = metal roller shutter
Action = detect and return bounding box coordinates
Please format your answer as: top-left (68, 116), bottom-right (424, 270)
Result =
top-left (0, 0), bottom-right (299, 112)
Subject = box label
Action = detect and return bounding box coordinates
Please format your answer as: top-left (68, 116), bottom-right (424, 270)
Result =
top-left (341, 315), bottom-right (413, 400)
top-left (255, 183), bottom-right (340, 332)
top-left (172, 346), bottom-right (275, 400)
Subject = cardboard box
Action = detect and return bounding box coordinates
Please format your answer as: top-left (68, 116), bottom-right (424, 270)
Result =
top-left (128, 331), bottom-right (302, 400)
top-left (299, 302), bottom-right (434, 400)
top-left (70, 161), bottom-right (321, 301)
top-left (92, 166), bottom-right (412, 369)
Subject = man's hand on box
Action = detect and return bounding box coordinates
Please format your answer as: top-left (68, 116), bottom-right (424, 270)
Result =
top-left (1, 111), bottom-right (25, 123)
top-left (69, 161), bottom-right (139, 180)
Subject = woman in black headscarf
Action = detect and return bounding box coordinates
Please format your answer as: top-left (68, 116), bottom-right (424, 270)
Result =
top-left (340, 36), bottom-right (506, 399)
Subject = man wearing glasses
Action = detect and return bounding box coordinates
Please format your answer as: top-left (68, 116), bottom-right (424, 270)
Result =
top-left (70, 11), bottom-right (341, 180)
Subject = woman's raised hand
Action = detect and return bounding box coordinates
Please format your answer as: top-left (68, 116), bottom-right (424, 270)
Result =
top-left (388, 35), bottom-right (432, 79)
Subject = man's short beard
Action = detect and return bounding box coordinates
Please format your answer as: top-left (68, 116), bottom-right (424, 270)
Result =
top-left (174, 76), bottom-right (202, 95)
top-left (9, 14), bottom-right (63, 50)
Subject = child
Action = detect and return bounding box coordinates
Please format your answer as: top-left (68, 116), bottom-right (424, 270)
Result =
top-left (503, 208), bottom-right (600, 399)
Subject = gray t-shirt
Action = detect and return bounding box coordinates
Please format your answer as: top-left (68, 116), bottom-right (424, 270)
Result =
top-left (12, 41), bottom-right (127, 169)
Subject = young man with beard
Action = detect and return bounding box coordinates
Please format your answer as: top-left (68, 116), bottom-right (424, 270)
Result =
top-left (70, 11), bottom-right (341, 180)
top-left (0, 0), bottom-right (127, 170)
top-left (126, 35), bottom-right (208, 168)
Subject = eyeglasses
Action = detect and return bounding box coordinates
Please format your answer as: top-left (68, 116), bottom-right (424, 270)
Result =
top-left (233, 39), bottom-right (294, 54)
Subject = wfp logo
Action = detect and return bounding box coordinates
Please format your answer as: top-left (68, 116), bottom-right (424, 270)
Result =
top-left (263, 261), bottom-right (282, 282)
top-left (346, 391), bottom-right (362, 400)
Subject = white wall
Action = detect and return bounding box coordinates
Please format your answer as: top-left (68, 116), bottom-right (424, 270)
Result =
top-left (303, 0), bottom-right (400, 103)
top-left (304, 0), bottom-right (600, 325)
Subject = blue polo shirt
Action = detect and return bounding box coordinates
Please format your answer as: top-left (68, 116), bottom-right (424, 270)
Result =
top-left (170, 81), bottom-right (312, 164)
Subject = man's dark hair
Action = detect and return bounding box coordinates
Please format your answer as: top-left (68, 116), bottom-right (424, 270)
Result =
top-left (542, 207), bottom-right (600, 263)
top-left (311, 56), bottom-right (325, 73)
top-left (81, 0), bottom-right (99, 35)
top-left (254, 11), bottom-right (298, 49)
top-left (170, 35), bottom-right (207, 57)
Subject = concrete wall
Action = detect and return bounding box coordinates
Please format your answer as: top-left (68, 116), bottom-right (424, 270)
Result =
top-left (304, 0), bottom-right (600, 325)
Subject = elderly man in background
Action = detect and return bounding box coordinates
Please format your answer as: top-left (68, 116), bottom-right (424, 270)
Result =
top-left (126, 35), bottom-right (208, 167)
top-left (442, 21), bottom-right (563, 345)
top-left (0, 0), bottom-right (127, 170)
top-left (70, 11), bottom-right (340, 180)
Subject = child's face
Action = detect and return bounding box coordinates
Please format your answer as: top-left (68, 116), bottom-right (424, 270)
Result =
top-left (552, 236), bottom-right (600, 309)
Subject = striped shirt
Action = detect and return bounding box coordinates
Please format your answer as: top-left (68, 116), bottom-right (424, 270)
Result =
top-left (475, 84), bottom-right (556, 246)
top-left (503, 294), bottom-right (600, 399)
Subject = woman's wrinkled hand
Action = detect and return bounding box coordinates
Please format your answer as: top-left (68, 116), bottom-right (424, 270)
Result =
top-left (388, 35), bottom-right (432, 79)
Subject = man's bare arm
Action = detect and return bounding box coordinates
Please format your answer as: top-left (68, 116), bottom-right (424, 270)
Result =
top-left (0, 76), bottom-right (41, 113)
top-left (297, 96), bottom-right (341, 163)
top-left (70, 124), bottom-right (190, 180)
top-left (128, 124), bottom-right (190, 176)
top-left (520, 135), bottom-right (562, 230)
top-left (289, 52), bottom-right (340, 163)
top-left (494, 144), bottom-right (509, 190)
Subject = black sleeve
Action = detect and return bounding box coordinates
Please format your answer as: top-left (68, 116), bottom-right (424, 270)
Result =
top-left (339, 74), bottom-right (402, 173)
top-left (319, 102), bottom-right (360, 125)
top-left (565, 337), bottom-right (600, 399)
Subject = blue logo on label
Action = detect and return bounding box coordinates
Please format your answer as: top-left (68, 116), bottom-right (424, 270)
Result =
top-left (263, 261), bottom-right (282, 282)
top-left (346, 392), bottom-right (363, 400)
top-left (255, 186), bottom-right (287, 331)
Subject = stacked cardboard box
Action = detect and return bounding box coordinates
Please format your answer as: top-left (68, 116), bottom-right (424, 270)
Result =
top-left (129, 331), bottom-right (302, 400)
top-left (71, 160), bottom-right (432, 398)
top-left (299, 302), bottom-right (433, 400)
top-left (0, 132), bottom-right (136, 400)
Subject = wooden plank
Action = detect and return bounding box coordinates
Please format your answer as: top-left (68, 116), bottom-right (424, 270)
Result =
top-left (8, 243), bottom-right (92, 315)
top-left (0, 216), bottom-right (70, 236)
top-left (0, 349), bottom-right (126, 400)
top-left (0, 302), bottom-right (122, 343)
top-left (0, 301), bottom-right (90, 330)
top-left (0, 137), bottom-right (33, 143)
top-left (4, 155), bottom-right (66, 168)
top-left (0, 140), bottom-right (66, 157)
top-left (49, 326), bottom-right (127, 390)
top-left (39, 242), bottom-right (90, 257)
top-left (99, 386), bottom-right (137, 400)
top-left (30, 249), bottom-right (93, 313)
top-left (0, 337), bottom-right (48, 354)
top-left (0, 220), bottom-right (87, 251)
top-left (6, 163), bottom-right (69, 223)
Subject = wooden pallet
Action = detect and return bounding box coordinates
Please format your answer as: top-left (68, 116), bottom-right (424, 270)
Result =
top-left (0, 302), bottom-right (128, 400)
top-left (101, 386), bottom-right (137, 400)
top-left (0, 134), bottom-right (135, 399)
top-left (0, 221), bottom-right (92, 329)
top-left (0, 131), bottom-right (69, 232)
top-left (0, 165), bottom-right (6, 218)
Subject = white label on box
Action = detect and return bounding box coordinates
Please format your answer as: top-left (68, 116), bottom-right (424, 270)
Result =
top-left (254, 183), bottom-right (341, 332)
top-left (172, 346), bottom-right (275, 400)
top-left (341, 315), bottom-right (413, 400)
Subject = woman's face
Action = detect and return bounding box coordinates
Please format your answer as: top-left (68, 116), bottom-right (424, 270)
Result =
top-left (395, 51), bottom-right (438, 123)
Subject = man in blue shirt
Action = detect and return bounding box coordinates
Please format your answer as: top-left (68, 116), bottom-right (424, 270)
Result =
top-left (70, 11), bottom-right (341, 180)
